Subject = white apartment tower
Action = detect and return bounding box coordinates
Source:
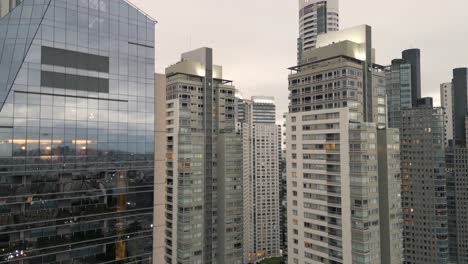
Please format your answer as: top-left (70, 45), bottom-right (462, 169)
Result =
top-left (164, 48), bottom-right (243, 264)
top-left (441, 82), bottom-right (454, 146)
top-left (286, 25), bottom-right (402, 264)
top-left (238, 96), bottom-right (281, 263)
top-left (298, 0), bottom-right (339, 63)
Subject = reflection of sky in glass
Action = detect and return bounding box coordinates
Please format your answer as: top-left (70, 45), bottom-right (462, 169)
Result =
top-left (0, 1), bottom-right (155, 260)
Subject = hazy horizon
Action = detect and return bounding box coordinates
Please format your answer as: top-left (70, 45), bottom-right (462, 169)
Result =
top-left (130, 0), bottom-right (468, 121)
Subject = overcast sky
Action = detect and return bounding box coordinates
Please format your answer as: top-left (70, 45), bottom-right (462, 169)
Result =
top-left (131, 0), bottom-right (468, 121)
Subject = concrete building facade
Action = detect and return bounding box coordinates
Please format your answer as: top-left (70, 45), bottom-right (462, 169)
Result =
top-left (286, 25), bottom-right (401, 264)
top-left (164, 48), bottom-right (243, 264)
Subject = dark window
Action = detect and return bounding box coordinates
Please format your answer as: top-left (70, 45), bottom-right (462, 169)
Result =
top-left (41, 71), bottom-right (109, 93)
top-left (41, 46), bottom-right (109, 73)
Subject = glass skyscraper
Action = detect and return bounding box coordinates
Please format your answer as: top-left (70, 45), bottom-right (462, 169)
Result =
top-left (385, 49), bottom-right (422, 129)
top-left (0, 0), bottom-right (156, 263)
top-left (386, 59), bottom-right (412, 128)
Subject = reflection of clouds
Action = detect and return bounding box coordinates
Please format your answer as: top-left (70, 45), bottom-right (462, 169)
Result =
top-left (82, 0), bottom-right (107, 12)
top-left (89, 17), bottom-right (104, 29)
top-left (1, 91), bottom-right (153, 157)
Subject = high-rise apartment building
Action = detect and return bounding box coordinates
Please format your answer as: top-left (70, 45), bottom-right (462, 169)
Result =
top-left (164, 47), bottom-right (243, 264)
top-left (297, 0), bottom-right (339, 63)
top-left (445, 67), bottom-right (468, 264)
top-left (238, 96), bottom-right (280, 263)
top-left (286, 25), bottom-right (401, 264)
top-left (451, 148), bottom-right (468, 263)
top-left (452, 68), bottom-right (468, 147)
top-left (385, 49), bottom-right (422, 128)
top-left (0, 0), bottom-right (156, 263)
top-left (440, 82), bottom-right (454, 146)
top-left (400, 99), bottom-right (449, 264)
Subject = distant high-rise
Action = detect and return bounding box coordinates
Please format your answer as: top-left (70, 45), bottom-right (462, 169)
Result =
top-left (164, 48), bottom-right (243, 264)
top-left (377, 128), bottom-right (404, 264)
top-left (238, 96), bottom-right (281, 263)
top-left (297, 0), bottom-right (339, 63)
top-left (385, 49), bottom-right (422, 128)
top-left (445, 67), bottom-right (468, 264)
top-left (400, 99), bottom-right (449, 264)
top-left (402, 49), bottom-right (422, 106)
top-left (386, 59), bottom-right (412, 128)
top-left (251, 96), bottom-right (277, 124)
top-left (440, 82), bottom-right (454, 146)
top-left (286, 25), bottom-right (401, 264)
top-left (452, 68), bottom-right (468, 147)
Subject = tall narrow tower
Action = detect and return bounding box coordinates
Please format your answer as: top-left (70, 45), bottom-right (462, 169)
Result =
top-left (164, 48), bottom-right (243, 264)
top-left (452, 68), bottom-right (468, 147)
top-left (238, 96), bottom-right (281, 263)
top-left (297, 0), bottom-right (339, 63)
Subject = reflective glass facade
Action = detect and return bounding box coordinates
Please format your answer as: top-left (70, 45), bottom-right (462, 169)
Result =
top-left (0, 0), bottom-right (155, 263)
top-left (385, 60), bottom-right (412, 129)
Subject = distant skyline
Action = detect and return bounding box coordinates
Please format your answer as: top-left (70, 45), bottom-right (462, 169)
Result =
top-left (131, 0), bottom-right (468, 121)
